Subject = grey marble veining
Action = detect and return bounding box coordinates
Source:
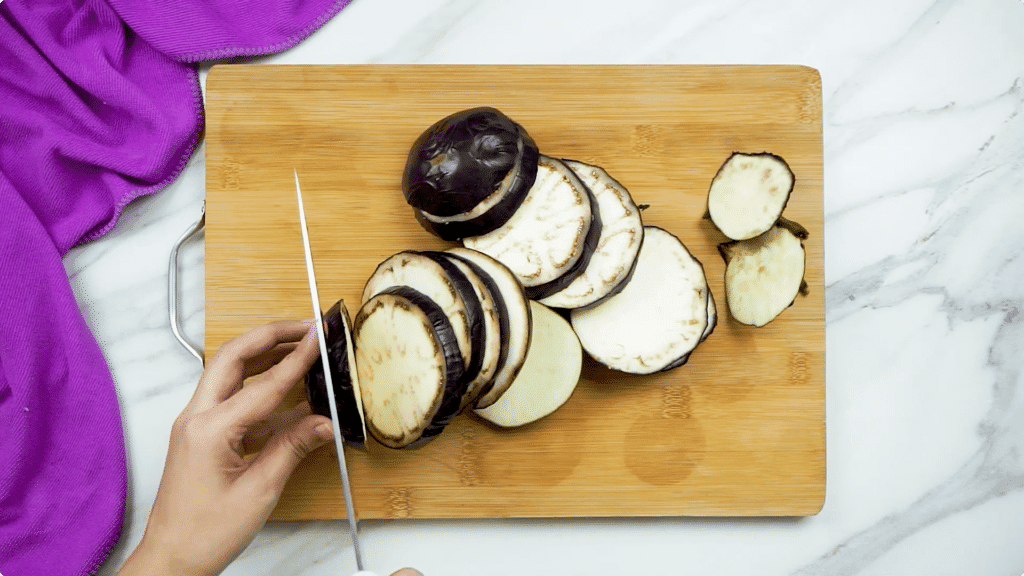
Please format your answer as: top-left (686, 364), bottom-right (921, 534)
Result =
top-left (68, 0), bottom-right (1024, 574)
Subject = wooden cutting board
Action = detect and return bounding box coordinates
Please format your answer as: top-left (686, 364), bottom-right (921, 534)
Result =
top-left (204, 64), bottom-right (824, 519)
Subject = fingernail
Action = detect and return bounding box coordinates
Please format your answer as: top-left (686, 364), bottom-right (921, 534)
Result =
top-left (315, 421), bottom-right (334, 441)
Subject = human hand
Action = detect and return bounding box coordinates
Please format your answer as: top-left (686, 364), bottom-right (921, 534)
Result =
top-left (119, 320), bottom-right (334, 575)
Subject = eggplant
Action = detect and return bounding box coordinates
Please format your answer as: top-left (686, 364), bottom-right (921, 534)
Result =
top-left (414, 138), bottom-right (540, 241)
top-left (304, 300), bottom-right (366, 444)
top-left (403, 107), bottom-right (539, 218)
top-left (570, 227), bottom-right (711, 374)
top-left (719, 221), bottom-right (807, 327)
top-left (362, 251), bottom-right (485, 389)
top-left (707, 152), bottom-right (795, 241)
top-left (701, 289), bottom-right (718, 343)
top-left (429, 252), bottom-right (503, 411)
top-left (539, 159), bottom-right (644, 309)
top-left (474, 301), bottom-right (581, 428)
top-left (446, 247), bottom-right (532, 409)
top-left (354, 287), bottom-right (465, 448)
top-left (462, 156), bottom-right (603, 300)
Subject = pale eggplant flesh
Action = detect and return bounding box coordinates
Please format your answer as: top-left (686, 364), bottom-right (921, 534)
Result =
top-left (474, 301), bottom-right (581, 428)
top-left (463, 156), bottom-right (603, 300)
top-left (437, 252), bottom-right (509, 411)
top-left (707, 152), bottom-right (795, 241)
top-left (354, 287), bottom-right (465, 449)
top-left (719, 221), bottom-right (807, 327)
top-left (445, 247), bottom-right (532, 409)
top-left (362, 251), bottom-right (483, 384)
top-left (540, 159), bottom-right (644, 309)
top-left (570, 226), bottom-right (711, 375)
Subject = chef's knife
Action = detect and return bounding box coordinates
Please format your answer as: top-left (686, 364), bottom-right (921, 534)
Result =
top-left (295, 170), bottom-right (377, 576)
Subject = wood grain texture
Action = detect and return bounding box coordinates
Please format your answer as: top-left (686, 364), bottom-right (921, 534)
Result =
top-left (204, 65), bottom-right (825, 519)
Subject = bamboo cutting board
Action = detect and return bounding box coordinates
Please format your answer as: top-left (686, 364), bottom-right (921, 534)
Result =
top-left (204, 65), bottom-right (824, 519)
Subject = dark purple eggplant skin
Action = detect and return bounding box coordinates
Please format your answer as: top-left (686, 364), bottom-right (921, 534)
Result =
top-left (404, 107), bottom-right (538, 217)
top-left (522, 171), bottom-right (604, 300)
top-left (377, 286), bottom-right (468, 444)
top-left (418, 251), bottom-right (485, 414)
top-left (304, 300), bottom-right (364, 444)
top-left (441, 251), bottom-right (511, 404)
top-left (413, 139), bottom-right (540, 241)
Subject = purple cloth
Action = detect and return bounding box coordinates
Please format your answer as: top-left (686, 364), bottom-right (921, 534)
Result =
top-left (0, 0), bottom-right (351, 574)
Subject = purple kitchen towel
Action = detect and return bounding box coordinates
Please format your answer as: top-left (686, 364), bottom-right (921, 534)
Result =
top-left (0, 0), bottom-right (352, 574)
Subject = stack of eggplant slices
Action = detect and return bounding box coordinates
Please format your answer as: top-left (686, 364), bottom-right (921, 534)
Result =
top-left (305, 107), bottom-right (807, 449)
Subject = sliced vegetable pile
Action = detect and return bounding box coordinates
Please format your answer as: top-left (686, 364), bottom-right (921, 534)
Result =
top-left (304, 107), bottom-right (807, 448)
top-left (705, 153), bottom-right (808, 327)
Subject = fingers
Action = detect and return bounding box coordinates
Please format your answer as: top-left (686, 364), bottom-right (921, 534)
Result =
top-left (193, 319), bottom-right (313, 411)
top-left (392, 569), bottom-right (424, 576)
top-left (222, 323), bottom-right (322, 428)
top-left (242, 402), bottom-right (314, 455)
top-left (244, 412), bottom-right (334, 495)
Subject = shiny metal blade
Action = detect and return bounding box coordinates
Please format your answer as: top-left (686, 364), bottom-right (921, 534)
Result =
top-left (295, 170), bottom-right (365, 571)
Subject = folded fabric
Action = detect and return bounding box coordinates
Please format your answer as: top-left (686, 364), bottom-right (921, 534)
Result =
top-left (0, 0), bottom-right (351, 574)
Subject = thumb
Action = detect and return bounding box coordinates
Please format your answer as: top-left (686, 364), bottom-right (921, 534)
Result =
top-left (248, 414), bottom-right (333, 492)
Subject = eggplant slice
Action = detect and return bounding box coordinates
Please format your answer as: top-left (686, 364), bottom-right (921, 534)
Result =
top-left (304, 300), bottom-right (366, 444)
top-left (707, 152), bottom-right (795, 241)
top-left (463, 155), bottom-right (602, 300)
top-left (474, 301), bottom-right (581, 428)
top-left (362, 251), bottom-right (484, 389)
top-left (432, 252), bottom-right (504, 411)
top-left (415, 136), bottom-right (540, 241)
top-left (570, 226), bottom-right (710, 375)
top-left (404, 107), bottom-right (539, 219)
top-left (720, 222), bottom-right (806, 327)
top-left (354, 287), bottom-right (465, 449)
top-left (446, 247), bottom-right (532, 409)
top-left (540, 159), bottom-right (644, 309)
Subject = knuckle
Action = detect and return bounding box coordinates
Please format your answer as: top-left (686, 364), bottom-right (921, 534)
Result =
top-left (172, 411), bottom-right (218, 445)
top-left (282, 431), bottom-right (315, 461)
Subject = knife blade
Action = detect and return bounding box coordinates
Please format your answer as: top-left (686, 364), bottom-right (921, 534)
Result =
top-left (294, 170), bottom-right (375, 576)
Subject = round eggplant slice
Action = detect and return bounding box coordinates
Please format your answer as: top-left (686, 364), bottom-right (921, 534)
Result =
top-left (463, 156), bottom-right (602, 300)
top-left (540, 160), bottom-right (644, 309)
top-left (362, 251), bottom-right (484, 387)
top-left (304, 300), bottom-right (366, 444)
top-left (474, 301), bottom-right (581, 428)
top-left (707, 152), bottom-right (795, 241)
top-left (570, 227), bottom-right (710, 375)
top-left (427, 252), bottom-right (503, 411)
top-left (446, 247), bottom-right (532, 409)
top-left (354, 287), bottom-right (465, 449)
top-left (719, 223), bottom-right (806, 327)
top-left (403, 107), bottom-right (539, 217)
top-left (415, 136), bottom-right (540, 241)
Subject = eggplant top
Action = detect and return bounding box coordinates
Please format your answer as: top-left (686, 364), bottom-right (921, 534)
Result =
top-left (403, 107), bottom-right (535, 217)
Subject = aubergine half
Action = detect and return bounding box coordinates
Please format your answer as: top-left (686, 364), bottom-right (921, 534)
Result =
top-left (720, 218), bottom-right (808, 327)
top-left (304, 300), bottom-right (366, 444)
top-left (403, 107), bottom-right (540, 224)
top-left (414, 139), bottom-right (541, 241)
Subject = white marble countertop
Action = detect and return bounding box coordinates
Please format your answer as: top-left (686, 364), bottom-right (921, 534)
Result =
top-left (76, 0), bottom-right (1024, 574)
